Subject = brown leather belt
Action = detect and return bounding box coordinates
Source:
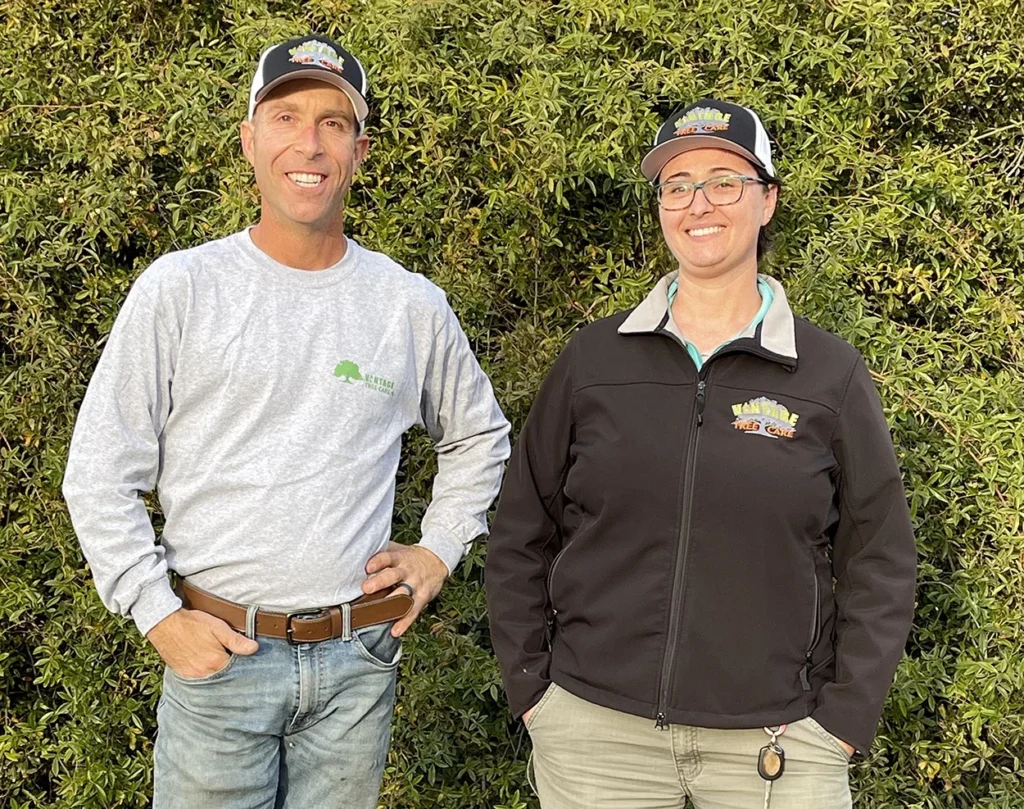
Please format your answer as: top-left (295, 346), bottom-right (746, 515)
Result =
top-left (176, 578), bottom-right (415, 644)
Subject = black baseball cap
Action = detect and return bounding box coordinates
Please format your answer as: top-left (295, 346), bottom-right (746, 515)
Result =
top-left (248, 35), bottom-right (369, 126)
top-left (641, 99), bottom-right (776, 183)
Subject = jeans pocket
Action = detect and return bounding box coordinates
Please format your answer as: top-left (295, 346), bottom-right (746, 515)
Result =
top-left (352, 623), bottom-right (403, 669)
top-left (525, 683), bottom-right (559, 733)
top-left (803, 717), bottom-right (852, 760)
top-left (167, 653), bottom-right (238, 684)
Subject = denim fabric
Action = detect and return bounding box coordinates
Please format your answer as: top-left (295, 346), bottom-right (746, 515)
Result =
top-left (154, 624), bottom-right (400, 809)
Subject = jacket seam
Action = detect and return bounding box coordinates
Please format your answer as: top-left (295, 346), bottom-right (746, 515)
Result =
top-left (712, 383), bottom-right (840, 416)
top-left (838, 489), bottom-right (898, 561)
top-left (541, 338), bottom-right (577, 635)
top-left (575, 380), bottom-right (691, 395)
top-left (537, 339), bottom-right (576, 517)
top-left (568, 335), bottom-right (577, 426)
top-left (827, 355), bottom-right (861, 446)
top-left (827, 356), bottom-right (866, 697)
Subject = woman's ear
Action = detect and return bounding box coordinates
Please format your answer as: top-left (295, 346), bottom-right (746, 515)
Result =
top-left (761, 183), bottom-right (779, 226)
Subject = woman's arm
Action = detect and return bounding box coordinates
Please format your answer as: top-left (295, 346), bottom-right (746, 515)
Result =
top-left (485, 341), bottom-right (575, 720)
top-left (812, 355), bottom-right (918, 755)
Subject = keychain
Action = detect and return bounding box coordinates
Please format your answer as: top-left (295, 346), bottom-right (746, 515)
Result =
top-left (758, 724), bottom-right (787, 808)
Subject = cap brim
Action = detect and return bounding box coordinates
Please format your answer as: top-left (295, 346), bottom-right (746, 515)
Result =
top-left (252, 69), bottom-right (369, 123)
top-left (641, 137), bottom-right (771, 183)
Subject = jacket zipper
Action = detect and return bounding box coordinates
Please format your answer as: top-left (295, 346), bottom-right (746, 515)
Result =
top-left (645, 327), bottom-right (793, 728)
top-left (544, 545), bottom-right (568, 646)
top-left (547, 511), bottom-right (593, 614)
top-left (655, 374), bottom-right (707, 730)
top-left (800, 552), bottom-right (822, 691)
top-left (547, 545), bottom-right (569, 594)
top-left (546, 515), bottom-right (587, 644)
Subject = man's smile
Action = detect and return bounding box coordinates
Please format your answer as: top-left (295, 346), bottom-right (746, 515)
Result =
top-left (286, 171), bottom-right (327, 188)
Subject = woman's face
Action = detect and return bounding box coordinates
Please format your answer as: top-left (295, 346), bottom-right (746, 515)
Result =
top-left (657, 148), bottom-right (777, 281)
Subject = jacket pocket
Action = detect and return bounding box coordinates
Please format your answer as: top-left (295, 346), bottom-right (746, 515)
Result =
top-left (800, 551), bottom-right (824, 691)
top-left (547, 545), bottom-right (570, 603)
top-left (546, 514), bottom-right (593, 610)
top-left (808, 651), bottom-right (836, 679)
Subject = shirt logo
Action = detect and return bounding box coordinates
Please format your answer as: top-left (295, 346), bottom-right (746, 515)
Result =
top-left (731, 397), bottom-right (800, 440)
top-left (675, 107), bottom-right (731, 136)
top-left (289, 40), bottom-right (346, 76)
top-left (334, 360), bottom-right (395, 397)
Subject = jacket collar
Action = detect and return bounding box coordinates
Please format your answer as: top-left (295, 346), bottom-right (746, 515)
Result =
top-left (617, 271), bottom-right (798, 364)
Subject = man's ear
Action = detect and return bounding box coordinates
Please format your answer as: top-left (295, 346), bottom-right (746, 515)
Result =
top-left (352, 131), bottom-right (370, 170)
top-left (240, 118), bottom-right (256, 168)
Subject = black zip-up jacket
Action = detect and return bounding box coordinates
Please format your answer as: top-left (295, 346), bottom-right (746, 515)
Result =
top-left (486, 274), bottom-right (916, 755)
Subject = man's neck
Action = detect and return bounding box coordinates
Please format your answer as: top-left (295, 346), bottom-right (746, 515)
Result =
top-left (670, 265), bottom-right (763, 354)
top-left (249, 217), bottom-right (349, 270)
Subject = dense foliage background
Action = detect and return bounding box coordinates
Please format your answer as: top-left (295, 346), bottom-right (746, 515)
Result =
top-left (2, 0), bottom-right (1023, 806)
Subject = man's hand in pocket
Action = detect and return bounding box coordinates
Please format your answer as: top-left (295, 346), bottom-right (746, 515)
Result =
top-left (147, 608), bottom-right (258, 678)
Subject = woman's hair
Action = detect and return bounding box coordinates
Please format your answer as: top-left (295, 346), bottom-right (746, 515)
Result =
top-left (756, 176), bottom-right (781, 264)
top-left (756, 219), bottom-right (773, 262)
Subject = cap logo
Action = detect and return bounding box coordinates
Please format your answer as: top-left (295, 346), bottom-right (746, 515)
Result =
top-left (288, 40), bottom-right (345, 76)
top-left (674, 107), bottom-right (731, 136)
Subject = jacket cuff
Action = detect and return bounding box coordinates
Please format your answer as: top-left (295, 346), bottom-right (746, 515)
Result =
top-left (510, 674), bottom-right (552, 720)
top-left (131, 579), bottom-right (182, 637)
top-left (810, 704), bottom-right (873, 757)
top-left (417, 533), bottom-right (463, 577)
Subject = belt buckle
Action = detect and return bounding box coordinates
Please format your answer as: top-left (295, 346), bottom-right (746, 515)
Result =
top-left (285, 609), bottom-right (330, 645)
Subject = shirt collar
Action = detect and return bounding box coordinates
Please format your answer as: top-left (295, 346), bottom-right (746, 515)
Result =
top-left (618, 271), bottom-right (798, 362)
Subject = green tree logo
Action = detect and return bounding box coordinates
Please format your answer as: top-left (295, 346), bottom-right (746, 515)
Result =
top-left (334, 360), bottom-right (363, 383)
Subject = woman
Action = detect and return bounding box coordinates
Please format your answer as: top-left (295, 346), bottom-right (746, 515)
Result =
top-left (485, 99), bottom-right (916, 809)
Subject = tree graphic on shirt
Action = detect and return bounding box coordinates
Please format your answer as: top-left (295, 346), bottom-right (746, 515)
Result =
top-left (334, 360), bottom-right (363, 383)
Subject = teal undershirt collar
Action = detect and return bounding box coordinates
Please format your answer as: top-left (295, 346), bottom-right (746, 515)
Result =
top-left (666, 277), bottom-right (774, 370)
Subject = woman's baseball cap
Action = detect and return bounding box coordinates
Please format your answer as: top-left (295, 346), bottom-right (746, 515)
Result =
top-left (248, 35), bottom-right (369, 125)
top-left (641, 99), bottom-right (776, 183)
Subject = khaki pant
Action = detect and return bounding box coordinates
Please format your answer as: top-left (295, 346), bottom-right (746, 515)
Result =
top-left (527, 684), bottom-right (851, 809)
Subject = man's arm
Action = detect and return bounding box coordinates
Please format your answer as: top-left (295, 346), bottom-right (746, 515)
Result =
top-left (362, 297), bottom-right (511, 635)
top-left (63, 271), bottom-right (257, 672)
top-left (811, 355), bottom-right (917, 755)
top-left (485, 342), bottom-right (574, 720)
top-left (63, 276), bottom-right (182, 636)
top-left (415, 301), bottom-right (511, 572)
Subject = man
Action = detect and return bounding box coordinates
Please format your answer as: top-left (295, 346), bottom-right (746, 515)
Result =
top-left (63, 34), bottom-right (510, 809)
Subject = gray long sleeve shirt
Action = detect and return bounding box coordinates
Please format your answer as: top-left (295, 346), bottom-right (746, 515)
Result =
top-left (63, 230), bottom-right (510, 636)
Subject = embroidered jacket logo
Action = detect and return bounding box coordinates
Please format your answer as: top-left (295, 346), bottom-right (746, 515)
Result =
top-left (731, 397), bottom-right (800, 439)
top-left (334, 360), bottom-right (395, 397)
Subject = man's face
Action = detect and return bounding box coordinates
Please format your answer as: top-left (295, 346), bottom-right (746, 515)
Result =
top-left (240, 79), bottom-right (369, 232)
top-left (657, 147), bottom-right (777, 279)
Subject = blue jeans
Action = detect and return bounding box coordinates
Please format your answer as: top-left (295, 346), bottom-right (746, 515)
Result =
top-left (154, 623), bottom-right (400, 809)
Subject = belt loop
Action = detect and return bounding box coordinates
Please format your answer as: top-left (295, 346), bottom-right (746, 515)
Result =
top-left (245, 604), bottom-right (258, 640)
top-left (341, 602), bottom-right (352, 642)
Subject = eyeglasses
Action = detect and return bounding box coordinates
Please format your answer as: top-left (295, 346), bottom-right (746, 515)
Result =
top-left (656, 174), bottom-right (767, 211)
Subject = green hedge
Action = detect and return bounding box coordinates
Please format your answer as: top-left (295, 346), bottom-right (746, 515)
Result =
top-left (2, 0), bottom-right (1023, 806)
